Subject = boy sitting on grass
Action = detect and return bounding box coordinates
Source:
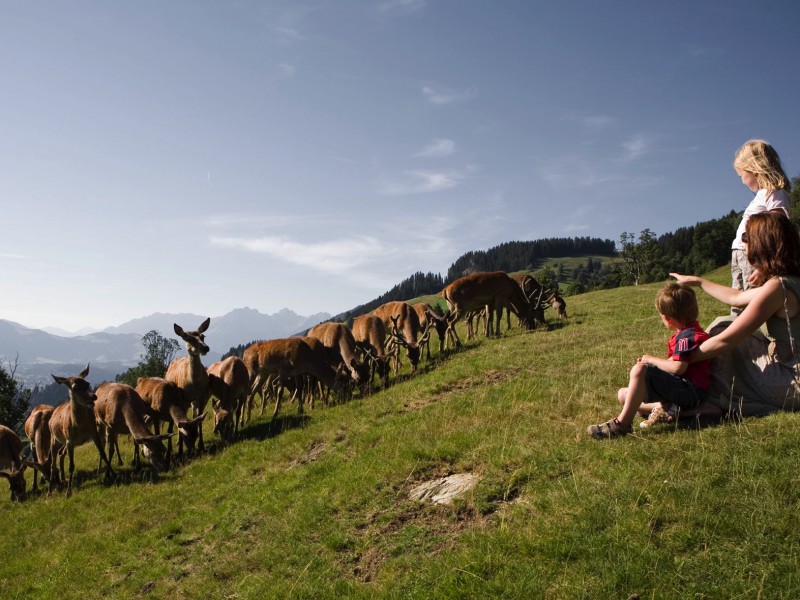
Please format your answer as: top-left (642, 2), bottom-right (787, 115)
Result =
top-left (587, 282), bottom-right (711, 439)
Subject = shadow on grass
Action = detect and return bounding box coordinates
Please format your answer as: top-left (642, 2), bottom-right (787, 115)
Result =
top-left (238, 413), bottom-right (312, 442)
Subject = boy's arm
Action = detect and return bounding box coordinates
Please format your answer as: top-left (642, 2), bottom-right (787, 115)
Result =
top-left (639, 354), bottom-right (688, 376)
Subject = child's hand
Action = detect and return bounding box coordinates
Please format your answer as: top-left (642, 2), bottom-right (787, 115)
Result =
top-left (639, 354), bottom-right (657, 365)
top-left (748, 269), bottom-right (766, 287)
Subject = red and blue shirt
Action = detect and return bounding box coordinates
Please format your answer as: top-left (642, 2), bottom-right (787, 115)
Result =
top-left (668, 320), bottom-right (711, 391)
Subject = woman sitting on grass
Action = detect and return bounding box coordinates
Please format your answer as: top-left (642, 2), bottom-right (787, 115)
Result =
top-left (671, 211), bottom-right (800, 418)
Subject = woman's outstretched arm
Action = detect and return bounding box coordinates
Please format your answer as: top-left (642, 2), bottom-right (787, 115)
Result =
top-left (689, 278), bottom-right (786, 361)
top-left (669, 272), bottom-right (761, 309)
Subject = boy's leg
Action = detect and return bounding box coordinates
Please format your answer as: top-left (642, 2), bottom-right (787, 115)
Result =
top-left (618, 386), bottom-right (658, 417)
top-left (615, 363), bottom-right (649, 428)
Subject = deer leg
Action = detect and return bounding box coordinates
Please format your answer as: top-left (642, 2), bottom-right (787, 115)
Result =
top-left (272, 378), bottom-right (284, 421)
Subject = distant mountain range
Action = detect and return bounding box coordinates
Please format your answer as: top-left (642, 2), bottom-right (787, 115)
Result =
top-left (0, 307), bottom-right (331, 387)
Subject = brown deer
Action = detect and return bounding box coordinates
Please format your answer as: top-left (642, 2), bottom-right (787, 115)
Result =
top-left (165, 318), bottom-right (211, 451)
top-left (298, 336), bottom-right (343, 409)
top-left (352, 314), bottom-right (391, 390)
top-left (306, 322), bottom-right (370, 395)
top-left (0, 424), bottom-right (27, 501)
top-left (94, 382), bottom-right (173, 472)
top-left (135, 377), bottom-right (206, 461)
top-left (207, 356), bottom-right (249, 442)
top-left (242, 337), bottom-right (345, 420)
top-left (440, 271), bottom-right (536, 347)
top-left (412, 303), bottom-right (449, 359)
top-left (49, 364), bottom-right (114, 494)
top-left (24, 404), bottom-right (59, 493)
top-left (373, 301), bottom-right (431, 374)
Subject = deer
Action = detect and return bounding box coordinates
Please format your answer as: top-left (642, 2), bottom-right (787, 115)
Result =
top-left (0, 424), bottom-right (27, 501)
top-left (298, 336), bottom-right (343, 409)
top-left (373, 301), bottom-right (431, 374)
top-left (165, 318), bottom-right (211, 451)
top-left (94, 382), bottom-right (173, 473)
top-left (242, 337), bottom-right (346, 420)
top-left (352, 314), bottom-right (391, 391)
top-left (207, 356), bottom-right (249, 442)
top-left (24, 404), bottom-right (59, 493)
top-left (440, 271), bottom-right (537, 347)
top-left (135, 377), bottom-right (206, 461)
top-left (413, 302), bottom-right (452, 357)
top-left (509, 272), bottom-right (550, 329)
top-left (306, 322), bottom-right (371, 396)
top-left (49, 364), bottom-right (115, 494)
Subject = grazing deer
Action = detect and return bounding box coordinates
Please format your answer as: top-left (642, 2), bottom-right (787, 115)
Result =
top-left (412, 303), bottom-right (449, 359)
top-left (49, 364), bottom-right (114, 494)
top-left (242, 338), bottom-right (345, 420)
top-left (94, 382), bottom-right (173, 473)
top-left (165, 318), bottom-right (211, 451)
top-left (440, 271), bottom-right (537, 347)
top-left (135, 377), bottom-right (206, 461)
top-left (298, 336), bottom-right (341, 409)
top-left (24, 404), bottom-right (59, 493)
top-left (207, 356), bottom-right (249, 442)
top-left (306, 322), bottom-right (370, 395)
top-left (0, 424), bottom-right (27, 501)
top-left (373, 301), bottom-right (431, 374)
top-left (352, 314), bottom-right (391, 391)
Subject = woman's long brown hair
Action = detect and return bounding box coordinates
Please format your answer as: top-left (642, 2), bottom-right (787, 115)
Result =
top-left (746, 212), bottom-right (800, 278)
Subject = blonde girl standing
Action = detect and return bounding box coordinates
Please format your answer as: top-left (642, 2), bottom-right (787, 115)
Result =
top-left (731, 140), bottom-right (791, 301)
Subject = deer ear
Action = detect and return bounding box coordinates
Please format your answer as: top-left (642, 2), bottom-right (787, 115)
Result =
top-left (198, 318), bottom-right (211, 333)
top-left (174, 324), bottom-right (185, 337)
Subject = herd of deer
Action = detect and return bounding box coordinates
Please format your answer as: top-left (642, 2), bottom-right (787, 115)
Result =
top-left (0, 271), bottom-right (566, 501)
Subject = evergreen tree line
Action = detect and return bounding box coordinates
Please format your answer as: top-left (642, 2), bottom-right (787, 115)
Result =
top-left (446, 237), bottom-right (616, 281)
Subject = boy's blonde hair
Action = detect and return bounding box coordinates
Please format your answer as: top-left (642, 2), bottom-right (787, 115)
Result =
top-left (655, 283), bottom-right (698, 325)
top-left (733, 139), bottom-right (791, 193)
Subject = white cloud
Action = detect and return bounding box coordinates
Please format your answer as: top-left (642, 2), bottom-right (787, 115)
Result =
top-left (0, 253), bottom-right (28, 260)
top-left (378, 170), bottom-right (462, 195)
top-left (272, 26), bottom-right (304, 42)
top-left (414, 138), bottom-right (455, 158)
top-left (422, 86), bottom-right (477, 106)
top-left (210, 234), bottom-right (383, 274)
top-left (278, 63), bottom-right (296, 77)
top-left (619, 134), bottom-right (650, 163)
top-left (378, 0), bottom-right (427, 15)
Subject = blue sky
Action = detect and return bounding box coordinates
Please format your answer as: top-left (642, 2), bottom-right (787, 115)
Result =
top-left (2, 0), bottom-right (799, 333)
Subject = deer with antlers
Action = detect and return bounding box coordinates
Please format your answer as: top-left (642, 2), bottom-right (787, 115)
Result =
top-left (373, 301), bottom-right (431, 374)
top-left (243, 337), bottom-right (346, 420)
top-left (165, 318), bottom-right (211, 451)
top-left (306, 322), bottom-right (371, 396)
top-left (0, 424), bottom-right (27, 501)
top-left (48, 364), bottom-right (114, 494)
top-left (440, 272), bottom-right (537, 347)
top-left (94, 382), bottom-right (173, 473)
top-left (352, 314), bottom-right (391, 391)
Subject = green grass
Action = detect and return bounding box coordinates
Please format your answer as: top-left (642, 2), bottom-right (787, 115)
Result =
top-left (4, 268), bottom-right (800, 599)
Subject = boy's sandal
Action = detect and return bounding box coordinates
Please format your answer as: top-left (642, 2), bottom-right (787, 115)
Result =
top-left (640, 405), bottom-right (679, 429)
top-left (587, 418), bottom-right (632, 439)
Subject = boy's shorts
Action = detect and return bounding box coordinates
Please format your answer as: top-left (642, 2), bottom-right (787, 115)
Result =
top-left (644, 365), bottom-right (706, 409)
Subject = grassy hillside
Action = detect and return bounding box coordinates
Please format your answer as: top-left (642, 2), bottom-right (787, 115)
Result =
top-left (4, 268), bottom-right (800, 599)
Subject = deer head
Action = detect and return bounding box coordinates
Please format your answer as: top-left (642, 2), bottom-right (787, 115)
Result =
top-left (0, 464), bottom-right (27, 502)
top-left (51, 364), bottom-right (96, 407)
top-left (174, 318), bottom-right (210, 356)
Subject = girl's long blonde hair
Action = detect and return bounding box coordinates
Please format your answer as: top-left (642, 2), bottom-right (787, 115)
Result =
top-left (733, 139), bottom-right (791, 193)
